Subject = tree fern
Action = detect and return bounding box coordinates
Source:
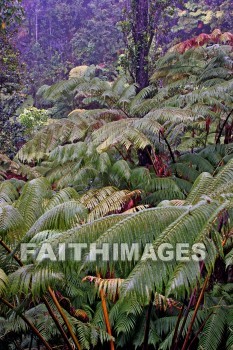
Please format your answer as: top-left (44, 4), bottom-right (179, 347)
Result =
top-left (25, 201), bottom-right (88, 241)
top-left (15, 178), bottom-right (51, 231)
top-left (120, 201), bottom-right (222, 298)
top-left (9, 264), bottom-right (64, 299)
top-left (0, 269), bottom-right (8, 296)
top-left (198, 302), bottom-right (227, 350)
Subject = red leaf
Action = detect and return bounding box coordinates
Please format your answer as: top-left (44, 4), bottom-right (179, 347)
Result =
top-left (220, 32), bottom-right (233, 44)
top-left (196, 33), bottom-right (211, 45)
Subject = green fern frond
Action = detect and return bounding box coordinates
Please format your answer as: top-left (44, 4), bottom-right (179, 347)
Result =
top-left (225, 250), bottom-right (233, 269)
top-left (186, 172), bottom-right (213, 205)
top-left (15, 177), bottom-right (51, 231)
top-left (144, 108), bottom-right (194, 124)
top-left (0, 268), bottom-right (8, 296)
top-left (92, 117), bottom-right (161, 152)
top-left (25, 201), bottom-right (88, 241)
top-left (109, 160), bottom-right (131, 187)
top-left (17, 120), bottom-right (86, 163)
top-left (87, 189), bottom-right (141, 222)
top-left (9, 264), bottom-right (64, 298)
top-left (42, 78), bottom-right (83, 100)
top-left (198, 303), bottom-right (227, 350)
top-left (0, 181), bottom-right (19, 204)
top-left (179, 153), bottom-right (214, 173)
top-left (210, 159), bottom-right (233, 195)
top-left (120, 201), bottom-right (220, 298)
top-left (0, 204), bottom-right (24, 239)
top-left (171, 163), bottom-right (200, 183)
top-left (84, 206), bottom-right (187, 272)
top-left (68, 108), bottom-right (126, 123)
top-left (145, 189), bottom-right (185, 205)
top-left (45, 187), bottom-right (80, 210)
top-left (49, 142), bottom-right (87, 164)
top-left (80, 186), bottom-right (118, 210)
top-left (97, 152), bottom-right (112, 174)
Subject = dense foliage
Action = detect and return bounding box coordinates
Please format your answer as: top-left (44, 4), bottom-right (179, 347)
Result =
top-left (17, 0), bottom-right (124, 94)
top-left (0, 1), bottom-right (233, 350)
top-left (16, 0), bottom-right (233, 93)
top-left (0, 4), bottom-right (25, 157)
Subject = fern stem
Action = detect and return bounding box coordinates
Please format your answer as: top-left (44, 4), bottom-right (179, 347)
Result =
top-left (145, 147), bottom-right (157, 174)
top-left (107, 96), bottom-right (131, 118)
top-left (186, 311), bottom-right (213, 350)
top-left (97, 273), bottom-right (115, 350)
top-left (142, 292), bottom-right (154, 350)
top-left (48, 287), bottom-right (81, 350)
top-left (216, 108), bottom-right (233, 144)
top-left (173, 291), bottom-right (197, 350)
top-left (114, 145), bottom-right (128, 162)
top-left (171, 304), bottom-right (185, 349)
top-left (172, 261), bottom-right (205, 350)
top-left (181, 275), bottom-right (210, 350)
top-left (172, 292), bottom-right (196, 350)
top-left (0, 296), bottom-right (53, 350)
top-left (43, 296), bottom-right (74, 350)
top-left (0, 240), bottom-right (74, 350)
top-left (0, 240), bottom-right (23, 266)
top-left (160, 131), bottom-right (176, 163)
top-left (181, 224), bottom-right (230, 349)
top-left (29, 333), bottom-right (33, 350)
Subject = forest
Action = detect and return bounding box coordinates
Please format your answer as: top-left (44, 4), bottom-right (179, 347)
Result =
top-left (0, 0), bottom-right (233, 349)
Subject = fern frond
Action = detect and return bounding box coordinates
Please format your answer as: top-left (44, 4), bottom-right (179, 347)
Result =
top-left (120, 201), bottom-right (220, 298)
top-left (83, 276), bottom-right (123, 302)
top-left (109, 160), bottom-right (131, 187)
top-left (42, 78), bottom-right (83, 100)
top-left (0, 181), bottom-right (19, 204)
top-left (144, 108), bottom-right (194, 123)
top-left (25, 201), bottom-right (88, 241)
top-left (87, 189), bottom-right (141, 222)
top-left (45, 188), bottom-right (80, 210)
top-left (49, 142), bottom-right (87, 164)
top-left (186, 172), bottom-right (213, 205)
top-left (179, 153), bottom-right (214, 173)
top-left (84, 206), bottom-right (187, 272)
top-left (15, 178), bottom-right (51, 231)
top-left (9, 264), bottom-right (64, 298)
top-left (198, 303), bottom-right (226, 350)
top-left (0, 204), bottom-right (24, 239)
top-left (0, 269), bottom-right (8, 296)
top-left (17, 120), bottom-right (86, 163)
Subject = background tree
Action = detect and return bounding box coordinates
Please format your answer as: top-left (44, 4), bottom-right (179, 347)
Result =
top-left (120, 0), bottom-right (233, 91)
top-left (16, 0), bottom-right (232, 95)
top-left (17, 0), bottom-right (125, 95)
top-left (121, 0), bottom-right (184, 91)
top-left (0, 0), bottom-right (25, 157)
top-left (0, 0), bottom-right (23, 29)
top-left (172, 0), bottom-right (233, 38)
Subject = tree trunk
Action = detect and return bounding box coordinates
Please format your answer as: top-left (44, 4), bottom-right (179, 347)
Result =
top-left (131, 0), bottom-right (150, 91)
